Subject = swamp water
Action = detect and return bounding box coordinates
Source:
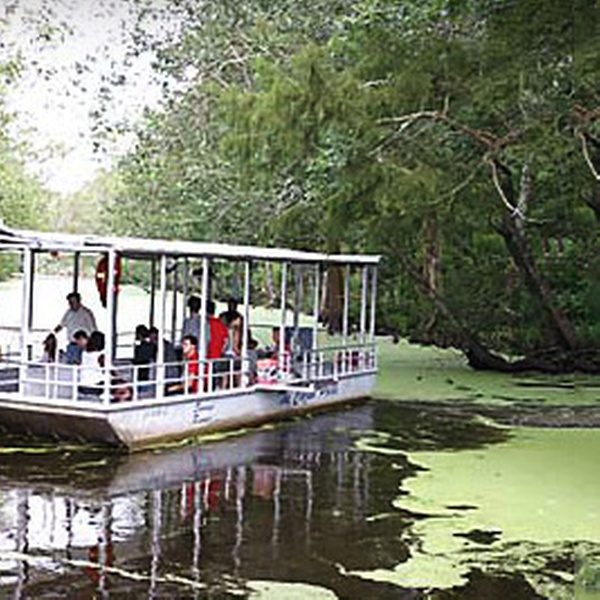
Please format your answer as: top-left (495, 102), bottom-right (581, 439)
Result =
top-left (0, 396), bottom-right (596, 599)
top-left (0, 277), bottom-right (598, 598)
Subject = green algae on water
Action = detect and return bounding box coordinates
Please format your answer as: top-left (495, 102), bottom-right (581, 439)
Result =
top-left (246, 581), bottom-right (337, 599)
top-left (398, 428), bottom-right (600, 544)
top-left (350, 427), bottom-right (600, 597)
top-left (375, 339), bottom-right (600, 407)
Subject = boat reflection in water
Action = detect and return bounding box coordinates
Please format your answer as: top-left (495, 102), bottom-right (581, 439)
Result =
top-left (0, 403), bottom-right (403, 599)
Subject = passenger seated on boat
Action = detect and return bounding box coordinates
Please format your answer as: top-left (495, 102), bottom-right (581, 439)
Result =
top-left (54, 292), bottom-right (97, 365)
top-left (78, 330), bottom-right (106, 396)
top-left (148, 326), bottom-right (180, 385)
top-left (40, 333), bottom-right (58, 363)
top-left (72, 330), bottom-right (89, 364)
top-left (111, 377), bottom-right (133, 403)
top-left (263, 327), bottom-right (291, 359)
top-left (133, 324), bottom-right (154, 382)
top-left (166, 334), bottom-right (199, 395)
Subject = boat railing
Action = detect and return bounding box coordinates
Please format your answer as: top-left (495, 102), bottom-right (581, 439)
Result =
top-left (309, 341), bottom-right (377, 379)
top-left (255, 341), bottom-right (377, 385)
top-left (0, 339), bottom-right (376, 406)
top-left (0, 353), bottom-right (247, 405)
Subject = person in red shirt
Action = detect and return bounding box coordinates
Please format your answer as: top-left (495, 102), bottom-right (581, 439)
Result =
top-left (207, 300), bottom-right (229, 359)
top-left (182, 335), bottom-right (200, 393)
top-left (167, 335), bottom-right (199, 394)
top-left (207, 300), bottom-right (229, 389)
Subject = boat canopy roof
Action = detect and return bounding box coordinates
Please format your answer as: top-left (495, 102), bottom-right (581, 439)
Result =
top-left (0, 226), bottom-right (380, 266)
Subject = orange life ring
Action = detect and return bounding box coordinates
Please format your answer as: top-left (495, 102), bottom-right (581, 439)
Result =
top-left (95, 254), bottom-right (121, 307)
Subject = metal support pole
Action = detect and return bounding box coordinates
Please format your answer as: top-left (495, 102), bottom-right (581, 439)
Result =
top-left (369, 267), bottom-right (378, 341)
top-left (293, 267), bottom-right (301, 330)
top-left (312, 265), bottom-right (320, 379)
top-left (199, 258), bottom-right (209, 362)
top-left (156, 255), bottom-right (168, 398)
top-left (342, 265), bottom-right (350, 344)
top-left (73, 251), bottom-right (81, 294)
top-left (20, 248), bottom-right (33, 387)
top-left (369, 266), bottom-right (378, 369)
top-left (182, 258), bottom-right (189, 327)
top-left (149, 257), bottom-right (157, 327)
top-left (241, 261), bottom-right (251, 386)
top-left (358, 267), bottom-right (369, 370)
top-left (104, 251), bottom-right (117, 405)
top-left (360, 266), bottom-right (368, 345)
top-left (28, 251), bottom-right (36, 333)
top-left (279, 262), bottom-right (288, 374)
top-left (171, 259), bottom-right (178, 342)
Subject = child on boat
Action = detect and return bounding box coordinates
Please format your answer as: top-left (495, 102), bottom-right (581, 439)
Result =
top-left (167, 334), bottom-right (199, 395)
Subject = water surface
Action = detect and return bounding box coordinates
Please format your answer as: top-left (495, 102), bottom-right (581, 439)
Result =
top-left (1, 399), bottom-right (577, 599)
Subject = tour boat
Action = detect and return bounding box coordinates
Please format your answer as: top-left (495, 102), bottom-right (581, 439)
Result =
top-left (0, 226), bottom-right (379, 450)
top-left (0, 405), bottom-right (375, 596)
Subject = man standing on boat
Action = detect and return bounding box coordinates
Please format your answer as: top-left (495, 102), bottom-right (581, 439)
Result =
top-left (54, 292), bottom-right (97, 364)
top-left (207, 300), bottom-right (229, 388)
top-left (219, 297), bottom-right (243, 327)
top-left (182, 295), bottom-right (202, 342)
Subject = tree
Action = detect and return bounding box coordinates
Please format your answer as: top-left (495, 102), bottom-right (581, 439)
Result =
top-left (0, 60), bottom-right (53, 277)
top-left (220, 0), bottom-right (600, 368)
top-left (114, 0), bottom-right (600, 371)
top-left (0, 61), bottom-right (49, 230)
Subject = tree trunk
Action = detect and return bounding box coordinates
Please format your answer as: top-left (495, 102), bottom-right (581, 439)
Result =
top-left (396, 251), bottom-right (515, 369)
top-left (579, 133), bottom-right (600, 220)
top-left (264, 262), bottom-right (276, 308)
top-left (421, 214), bottom-right (442, 342)
top-left (422, 214), bottom-right (441, 294)
top-left (489, 159), bottom-right (578, 351)
top-left (495, 215), bottom-right (578, 351)
top-left (585, 183), bottom-right (600, 223)
top-left (324, 265), bottom-right (343, 333)
top-left (319, 269), bottom-right (328, 322)
top-left (396, 248), bottom-right (591, 373)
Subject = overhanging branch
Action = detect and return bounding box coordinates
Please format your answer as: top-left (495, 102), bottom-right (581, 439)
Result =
top-left (578, 132), bottom-right (600, 181)
top-left (488, 159), bottom-right (525, 220)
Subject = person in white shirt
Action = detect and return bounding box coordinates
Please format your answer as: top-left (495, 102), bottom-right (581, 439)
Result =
top-left (78, 330), bottom-right (105, 395)
top-left (54, 292), bottom-right (97, 364)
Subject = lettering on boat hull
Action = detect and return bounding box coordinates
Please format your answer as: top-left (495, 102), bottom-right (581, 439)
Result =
top-left (279, 382), bottom-right (339, 409)
top-left (192, 401), bottom-right (215, 425)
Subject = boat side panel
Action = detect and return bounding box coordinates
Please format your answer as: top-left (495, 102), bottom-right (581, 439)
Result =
top-left (108, 373), bottom-right (376, 449)
top-left (0, 401), bottom-right (122, 446)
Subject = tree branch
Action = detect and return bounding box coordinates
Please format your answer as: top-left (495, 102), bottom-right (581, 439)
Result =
top-left (488, 158), bottom-right (525, 220)
top-left (378, 110), bottom-right (522, 151)
top-left (578, 132), bottom-right (600, 181)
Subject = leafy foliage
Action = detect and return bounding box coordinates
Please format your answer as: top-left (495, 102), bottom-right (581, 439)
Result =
top-left (0, 61), bottom-right (53, 277)
top-left (110, 0), bottom-right (600, 365)
top-left (0, 65), bottom-right (49, 230)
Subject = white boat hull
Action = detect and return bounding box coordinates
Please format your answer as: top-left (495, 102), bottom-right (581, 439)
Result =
top-left (0, 372), bottom-right (376, 449)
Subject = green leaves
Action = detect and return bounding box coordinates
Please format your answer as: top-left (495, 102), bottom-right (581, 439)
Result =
top-left (113, 0), bottom-right (600, 357)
